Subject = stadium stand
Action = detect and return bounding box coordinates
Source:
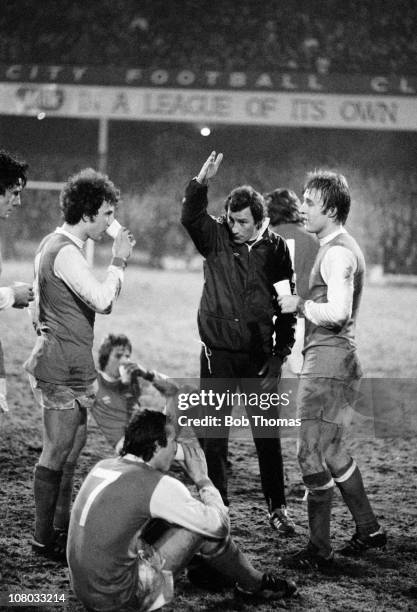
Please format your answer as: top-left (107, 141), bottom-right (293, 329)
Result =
top-left (0, 0), bottom-right (416, 74)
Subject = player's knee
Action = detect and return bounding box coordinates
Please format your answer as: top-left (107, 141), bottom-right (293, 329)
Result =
top-left (199, 535), bottom-right (230, 559)
top-left (325, 448), bottom-right (352, 475)
top-left (41, 441), bottom-right (73, 469)
top-left (297, 439), bottom-right (321, 475)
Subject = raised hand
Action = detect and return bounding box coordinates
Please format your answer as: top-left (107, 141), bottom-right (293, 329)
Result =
top-left (196, 151), bottom-right (223, 184)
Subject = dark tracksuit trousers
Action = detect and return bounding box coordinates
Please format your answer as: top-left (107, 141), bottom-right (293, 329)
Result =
top-left (198, 347), bottom-right (286, 511)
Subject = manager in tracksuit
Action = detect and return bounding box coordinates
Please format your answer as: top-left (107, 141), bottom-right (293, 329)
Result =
top-left (181, 152), bottom-right (296, 535)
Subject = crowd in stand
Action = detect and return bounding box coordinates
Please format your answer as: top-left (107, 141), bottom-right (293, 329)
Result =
top-left (0, 0), bottom-right (416, 74)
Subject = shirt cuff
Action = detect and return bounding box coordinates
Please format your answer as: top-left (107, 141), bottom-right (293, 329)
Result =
top-left (0, 377), bottom-right (8, 413)
top-left (111, 257), bottom-right (127, 269)
top-left (144, 369), bottom-right (155, 382)
top-left (0, 286), bottom-right (15, 309)
top-left (196, 477), bottom-right (213, 490)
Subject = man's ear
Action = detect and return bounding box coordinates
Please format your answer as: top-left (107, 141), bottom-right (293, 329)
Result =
top-left (327, 206), bottom-right (337, 220)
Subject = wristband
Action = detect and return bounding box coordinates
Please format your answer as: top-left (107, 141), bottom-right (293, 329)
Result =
top-left (296, 298), bottom-right (306, 316)
top-left (111, 257), bottom-right (127, 269)
top-left (144, 370), bottom-right (155, 382)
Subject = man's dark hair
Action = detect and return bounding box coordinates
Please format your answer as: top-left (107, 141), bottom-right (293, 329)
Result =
top-left (98, 333), bottom-right (132, 371)
top-left (121, 409), bottom-right (170, 461)
top-left (224, 185), bottom-right (265, 225)
top-left (303, 170), bottom-right (351, 225)
top-left (264, 189), bottom-right (302, 225)
top-left (0, 150), bottom-right (28, 195)
top-left (60, 168), bottom-right (120, 225)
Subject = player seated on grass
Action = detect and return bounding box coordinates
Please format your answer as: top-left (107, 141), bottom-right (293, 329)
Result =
top-left (91, 333), bottom-right (179, 451)
top-left (67, 410), bottom-right (297, 611)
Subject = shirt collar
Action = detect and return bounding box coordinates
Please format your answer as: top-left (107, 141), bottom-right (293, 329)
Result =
top-left (246, 217), bottom-right (270, 250)
top-left (55, 226), bottom-right (85, 250)
top-left (99, 370), bottom-right (120, 383)
top-left (122, 453), bottom-right (147, 465)
top-left (319, 226), bottom-right (346, 246)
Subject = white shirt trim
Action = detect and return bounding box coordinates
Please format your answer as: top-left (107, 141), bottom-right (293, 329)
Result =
top-left (0, 287), bottom-right (15, 310)
top-left (149, 475), bottom-right (229, 540)
top-left (304, 228), bottom-right (357, 327)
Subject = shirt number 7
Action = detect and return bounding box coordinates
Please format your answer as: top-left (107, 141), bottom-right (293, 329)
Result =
top-left (79, 467), bottom-right (121, 526)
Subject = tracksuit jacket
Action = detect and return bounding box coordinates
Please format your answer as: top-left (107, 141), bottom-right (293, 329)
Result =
top-left (181, 179), bottom-right (296, 358)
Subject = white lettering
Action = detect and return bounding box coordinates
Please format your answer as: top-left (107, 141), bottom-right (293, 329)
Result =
top-left (281, 73), bottom-right (297, 90)
top-left (215, 392), bottom-right (226, 410)
top-left (370, 76), bottom-right (388, 93)
top-left (245, 96), bottom-right (277, 117)
top-left (111, 92), bottom-right (130, 113)
top-left (29, 65), bottom-right (39, 80)
top-left (125, 69), bottom-right (143, 83)
top-left (48, 66), bottom-right (63, 80)
top-left (188, 392), bottom-right (201, 407)
top-left (291, 98), bottom-right (326, 121)
top-left (6, 65), bottom-right (21, 80)
top-left (340, 100), bottom-right (398, 124)
top-left (72, 67), bottom-right (88, 81)
top-left (308, 74), bottom-right (323, 91)
top-left (255, 73), bottom-right (273, 88)
top-left (150, 70), bottom-right (169, 85)
top-left (224, 415), bottom-right (249, 427)
top-left (144, 92), bottom-right (231, 117)
top-left (252, 416), bottom-right (301, 427)
top-left (78, 91), bottom-right (101, 113)
top-left (399, 77), bottom-right (415, 94)
top-left (229, 72), bottom-right (247, 87)
top-left (177, 70), bottom-right (195, 86)
top-left (205, 71), bottom-right (220, 86)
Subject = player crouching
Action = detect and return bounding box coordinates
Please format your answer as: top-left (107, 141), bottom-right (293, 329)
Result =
top-left (67, 410), bottom-right (297, 610)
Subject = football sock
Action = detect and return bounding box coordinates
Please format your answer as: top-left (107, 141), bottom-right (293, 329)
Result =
top-left (303, 472), bottom-right (334, 558)
top-left (333, 459), bottom-right (379, 537)
top-left (33, 464), bottom-right (62, 546)
top-left (206, 537), bottom-right (262, 593)
top-left (306, 488), bottom-right (334, 557)
top-left (54, 461), bottom-right (76, 532)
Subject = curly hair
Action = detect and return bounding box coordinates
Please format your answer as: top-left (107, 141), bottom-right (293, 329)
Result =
top-left (98, 333), bottom-right (132, 371)
top-left (224, 185), bottom-right (265, 225)
top-left (0, 149), bottom-right (28, 195)
top-left (120, 410), bottom-right (170, 461)
top-left (264, 188), bottom-right (302, 226)
top-left (303, 170), bottom-right (351, 225)
top-left (60, 168), bottom-right (120, 225)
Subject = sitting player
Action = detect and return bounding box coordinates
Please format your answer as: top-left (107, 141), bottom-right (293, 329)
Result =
top-left (67, 409), bottom-right (297, 611)
top-left (91, 333), bottom-right (178, 450)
